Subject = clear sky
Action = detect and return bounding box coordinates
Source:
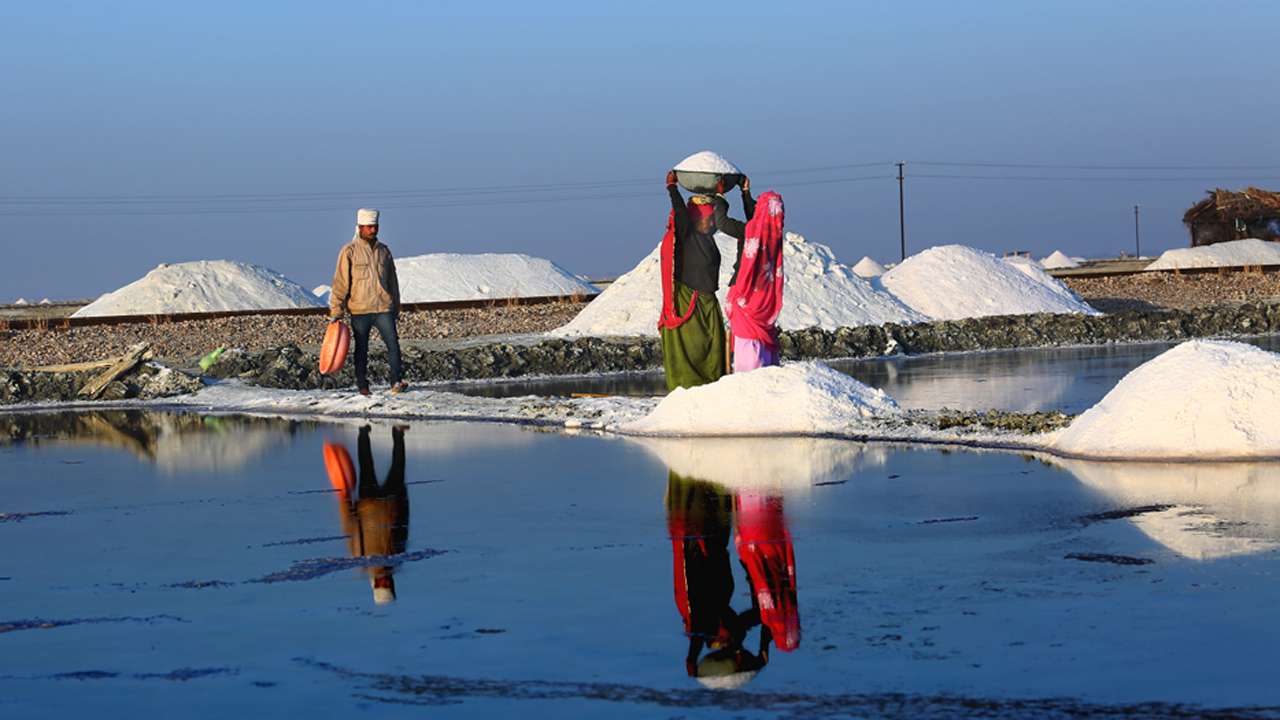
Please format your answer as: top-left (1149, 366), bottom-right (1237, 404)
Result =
top-left (3, 0), bottom-right (1279, 300)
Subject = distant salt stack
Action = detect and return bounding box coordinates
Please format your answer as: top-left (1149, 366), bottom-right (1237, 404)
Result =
top-left (879, 245), bottom-right (1098, 320)
top-left (1039, 250), bottom-right (1081, 270)
top-left (393, 253), bottom-right (597, 303)
top-left (1146, 238), bottom-right (1280, 271)
top-left (13, 298), bottom-right (28, 306)
top-left (852, 256), bottom-right (886, 278)
top-left (73, 260), bottom-right (322, 317)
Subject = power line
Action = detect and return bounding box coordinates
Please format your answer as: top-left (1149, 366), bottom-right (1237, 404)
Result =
top-left (911, 160), bottom-right (1280, 171)
top-left (910, 173), bottom-right (1280, 182)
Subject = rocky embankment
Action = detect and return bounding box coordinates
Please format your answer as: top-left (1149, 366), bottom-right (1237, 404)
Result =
top-left (5, 301), bottom-right (1280, 404)
top-left (209, 301), bottom-right (1280, 390)
top-left (0, 363), bottom-right (203, 405)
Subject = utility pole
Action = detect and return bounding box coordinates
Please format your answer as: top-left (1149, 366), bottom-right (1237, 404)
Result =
top-left (897, 162), bottom-right (906, 261)
top-left (1133, 204), bottom-right (1141, 258)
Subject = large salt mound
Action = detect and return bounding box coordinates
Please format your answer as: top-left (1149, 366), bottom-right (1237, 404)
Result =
top-left (73, 260), bottom-right (322, 317)
top-left (394, 253), bottom-right (597, 303)
top-left (879, 245), bottom-right (1098, 320)
top-left (618, 362), bottom-right (900, 436)
top-left (1039, 250), bottom-right (1081, 269)
top-left (852, 256), bottom-right (886, 278)
top-left (553, 233), bottom-right (924, 337)
top-left (1145, 238), bottom-right (1280, 271)
top-left (1053, 340), bottom-right (1280, 459)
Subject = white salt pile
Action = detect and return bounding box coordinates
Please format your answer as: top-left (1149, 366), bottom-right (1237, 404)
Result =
top-left (1053, 340), bottom-right (1280, 460)
top-left (1145, 238), bottom-right (1280, 271)
top-left (38, 298), bottom-right (52, 305)
top-left (13, 298), bottom-right (28, 306)
top-left (852, 256), bottom-right (887, 278)
top-left (619, 362), bottom-right (900, 436)
top-left (878, 245), bottom-right (1098, 320)
top-left (394, 253), bottom-right (597, 303)
top-left (312, 284), bottom-right (331, 304)
top-left (553, 233), bottom-right (924, 337)
top-left (1039, 250), bottom-right (1081, 270)
top-left (673, 150), bottom-right (741, 175)
top-left (73, 260), bottom-right (322, 317)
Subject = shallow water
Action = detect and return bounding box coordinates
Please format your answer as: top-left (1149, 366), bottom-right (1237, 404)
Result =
top-left (442, 335), bottom-right (1280, 413)
top-left (2, 412), bottom-right (1280, 718)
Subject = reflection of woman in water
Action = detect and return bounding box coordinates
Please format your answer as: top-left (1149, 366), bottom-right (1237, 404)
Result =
top-left (666, 471), bottom-right (778, 689)
top-left (326, 425), bottom-right (409, 604)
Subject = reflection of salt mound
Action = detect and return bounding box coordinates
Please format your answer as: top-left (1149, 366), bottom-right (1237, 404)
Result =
top-left (74, 260), bottom-right (322, 317)
top-left (619, 362), bottom-right (899, 436)
top-left (554, 234), bottom-right (923, 337)
top-left (1146, 239), bottom-right (1280, 271)
top-left (395, 253), bottom-right (596, 303)
top-left (1039, 250), bottom-right (1081, 269)
top-left (879, 245), bottom-right (1098, 320)
top-left (1058, 458), bottom-right (1280, 559)
top-left (852, 256), bottom-right (886, 278)
top-left (154, 426), bottom-right (292, 473)
top-left (1054, 340), bottom-right (1280, 459)
top-left (630, 436), bottom-right (874, 490)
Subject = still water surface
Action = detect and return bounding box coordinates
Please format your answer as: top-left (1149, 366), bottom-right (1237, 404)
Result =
top-left (443, 335), bottom-right (1280, 414)
top-left (2, 411), bottom-right (1280, 717)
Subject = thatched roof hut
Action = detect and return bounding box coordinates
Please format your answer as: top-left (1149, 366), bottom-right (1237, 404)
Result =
top-left (1183, 187), bottom-right (1280, 246)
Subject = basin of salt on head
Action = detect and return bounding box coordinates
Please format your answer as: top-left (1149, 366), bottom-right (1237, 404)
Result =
top-left (673, 150), bottom-right (743, 194)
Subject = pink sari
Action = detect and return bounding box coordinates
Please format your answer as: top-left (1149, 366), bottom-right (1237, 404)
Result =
top-left (724, 191), bottom-right (784, 371)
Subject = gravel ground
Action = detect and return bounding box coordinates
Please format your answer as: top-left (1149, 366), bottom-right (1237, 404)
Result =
top-left (0, 302), bottom-right (585, 368)
top-left (1066, 271), bottom-right (1280, 312)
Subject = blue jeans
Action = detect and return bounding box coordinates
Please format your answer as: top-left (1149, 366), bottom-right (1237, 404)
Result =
top-left (349, 311), bottom-right (402, 390)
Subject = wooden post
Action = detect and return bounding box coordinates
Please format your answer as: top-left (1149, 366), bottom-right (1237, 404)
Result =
top-left (77, 343), bottom-right (152, 399)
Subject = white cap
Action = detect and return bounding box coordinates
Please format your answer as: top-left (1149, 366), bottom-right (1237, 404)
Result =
top-left (371, 575), bottom-right (396, 605)
top-left (356, 208), bottom-right (380, 226)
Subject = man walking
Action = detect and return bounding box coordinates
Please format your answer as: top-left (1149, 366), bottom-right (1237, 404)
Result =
top-left (329, 208), bottom-right (407, 395)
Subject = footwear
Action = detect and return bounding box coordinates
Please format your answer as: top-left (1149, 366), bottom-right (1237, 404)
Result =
top-left (389, 381), bottom-right (409, 394)
top-left (358, 387), bottom-right (371, 396)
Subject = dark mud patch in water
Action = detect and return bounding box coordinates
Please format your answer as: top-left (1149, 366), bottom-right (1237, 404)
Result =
top-left (0, 614), bottom-right (186, 635)
top-left (256, 534), bottom-right (349, 548)
top-left (1065, 552), bottom-right (1156, 566)
top-left (0, 510), bottom-right (72, 523)
top-left (248, 549), bottom-right (447, 584)
top-left (166, 579), bottom-right (235, 590)
top-left (36, 667), bottom-right (238, 682)
top-left (1078, 505), bottom-right (1177, 525)
top-left (294, 658), bottom-right (1277, 719)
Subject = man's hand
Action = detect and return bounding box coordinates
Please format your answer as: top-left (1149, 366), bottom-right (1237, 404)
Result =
top-left (740, 175), bottom-right (750, 192)
top-left (666, 170), bottom-right (677, 187)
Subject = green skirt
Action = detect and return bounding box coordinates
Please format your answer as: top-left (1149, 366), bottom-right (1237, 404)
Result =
top-left (660, 281), bottom-right (726, 391)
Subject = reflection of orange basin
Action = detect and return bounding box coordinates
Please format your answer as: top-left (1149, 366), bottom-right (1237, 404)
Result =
top-left (319, 321), bottom-right (350, 375)
top-left (323, 442), bottom-right (355, 495)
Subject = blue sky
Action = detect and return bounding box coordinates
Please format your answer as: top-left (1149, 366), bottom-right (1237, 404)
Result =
top-left (3, 0), bottom-right (1279, 299)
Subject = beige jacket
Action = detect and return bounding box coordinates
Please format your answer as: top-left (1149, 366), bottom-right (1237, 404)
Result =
top-left (330, 238), bottom-right (401, 317)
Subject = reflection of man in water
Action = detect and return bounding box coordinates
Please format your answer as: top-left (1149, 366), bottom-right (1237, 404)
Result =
top-left (665, 471), bottom-right (769, 688)
top-left (340, 425), bottom-right (409, 604)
